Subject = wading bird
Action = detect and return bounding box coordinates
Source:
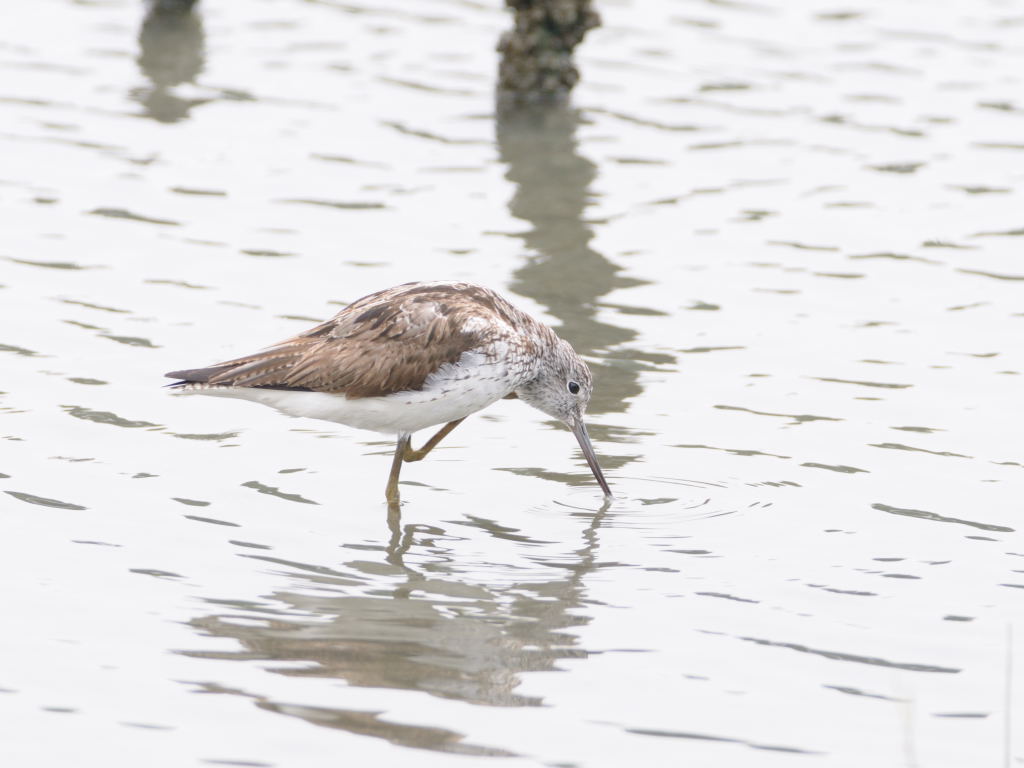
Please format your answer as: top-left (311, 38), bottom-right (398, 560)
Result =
top-left (166, 281), bottom-right (612, 503)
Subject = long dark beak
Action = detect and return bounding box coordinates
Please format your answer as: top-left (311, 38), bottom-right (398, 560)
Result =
top-left (570, 418), bottom-right (613, 499)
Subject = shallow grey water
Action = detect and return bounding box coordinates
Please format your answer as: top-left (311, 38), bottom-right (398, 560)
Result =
top-left (1, 1), bottom-right (1023, 766)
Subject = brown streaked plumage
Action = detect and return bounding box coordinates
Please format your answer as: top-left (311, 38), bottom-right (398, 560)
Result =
top-left (166, 281), bottom-right (611, 503)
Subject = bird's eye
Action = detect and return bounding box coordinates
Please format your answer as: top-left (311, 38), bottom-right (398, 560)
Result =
top-left (567, 380), bottom-right (581, 395)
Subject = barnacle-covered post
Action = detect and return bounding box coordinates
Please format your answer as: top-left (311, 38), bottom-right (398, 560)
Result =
top-left (497, 0), bottom-right (601, 103)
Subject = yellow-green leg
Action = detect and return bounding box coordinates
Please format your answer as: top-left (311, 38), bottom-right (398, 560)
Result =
top-left (384, 419), bottom-right (465, 502)
top-left (402, 418), bottom-right (465, 462)
top-left (385, 434), bottom-right (411, 504)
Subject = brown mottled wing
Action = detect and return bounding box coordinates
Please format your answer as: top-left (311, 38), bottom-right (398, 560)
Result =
top-left (166, 283), bottom-right (503, 398)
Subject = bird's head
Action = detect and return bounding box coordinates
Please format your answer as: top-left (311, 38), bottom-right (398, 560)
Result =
top-left (515, 339), bottom-right (611, 498)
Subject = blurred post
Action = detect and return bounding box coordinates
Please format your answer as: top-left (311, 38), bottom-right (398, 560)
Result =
top-left (135, 0), bottom-right (206, 122)
top-left (145, 0), bottom-right (199, 12)
top-left (497, 0), bottom-right (600, 103)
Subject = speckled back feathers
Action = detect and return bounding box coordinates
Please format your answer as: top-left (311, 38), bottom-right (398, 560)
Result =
top-left (166, 281), bottom-right (559, 398)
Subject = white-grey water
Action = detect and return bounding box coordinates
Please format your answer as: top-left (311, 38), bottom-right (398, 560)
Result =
top-left (1, 1), bottom-right (1022, 766)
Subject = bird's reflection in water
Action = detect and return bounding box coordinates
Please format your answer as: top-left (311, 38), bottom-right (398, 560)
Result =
top-left (133, 2), bottom-right (208, 123)
top-left (183, 502), bottom-right (608, 755)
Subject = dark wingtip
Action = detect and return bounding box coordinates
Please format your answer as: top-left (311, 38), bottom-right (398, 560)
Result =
top-left (164, 365), bottom-right (226, 388)
top-left (164, 365), bottom-right (228, 382)
top-left (162, 366), bottom-right (314, 392)
top-left (164, 371), bottom-right (191, 389)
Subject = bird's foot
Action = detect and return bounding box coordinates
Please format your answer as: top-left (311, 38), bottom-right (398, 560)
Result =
top-left (402, 446), bottom-right (430, 462)
top-left (401, 418), bottom-right (465, 463)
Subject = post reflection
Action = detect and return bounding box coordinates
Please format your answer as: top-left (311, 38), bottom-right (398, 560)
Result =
top-left (133, 3), bottom-right (207, 123)
top-left (496, 104), bottom-right (648, 415)
top-left (182, 504), bottom-right (608, 755)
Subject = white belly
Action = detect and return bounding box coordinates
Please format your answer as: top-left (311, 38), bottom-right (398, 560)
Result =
top-left (175, 350), bottom-right (518, 435)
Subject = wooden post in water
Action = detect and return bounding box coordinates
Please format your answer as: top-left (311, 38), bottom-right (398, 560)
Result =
top-left (145, 0), bottom-right (199, 12)
top-left (497, 0), bottom-right (601, 103)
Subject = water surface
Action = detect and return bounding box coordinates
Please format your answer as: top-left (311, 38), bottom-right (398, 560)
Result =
top-left (1, 1), bottom-right (1022, 766)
